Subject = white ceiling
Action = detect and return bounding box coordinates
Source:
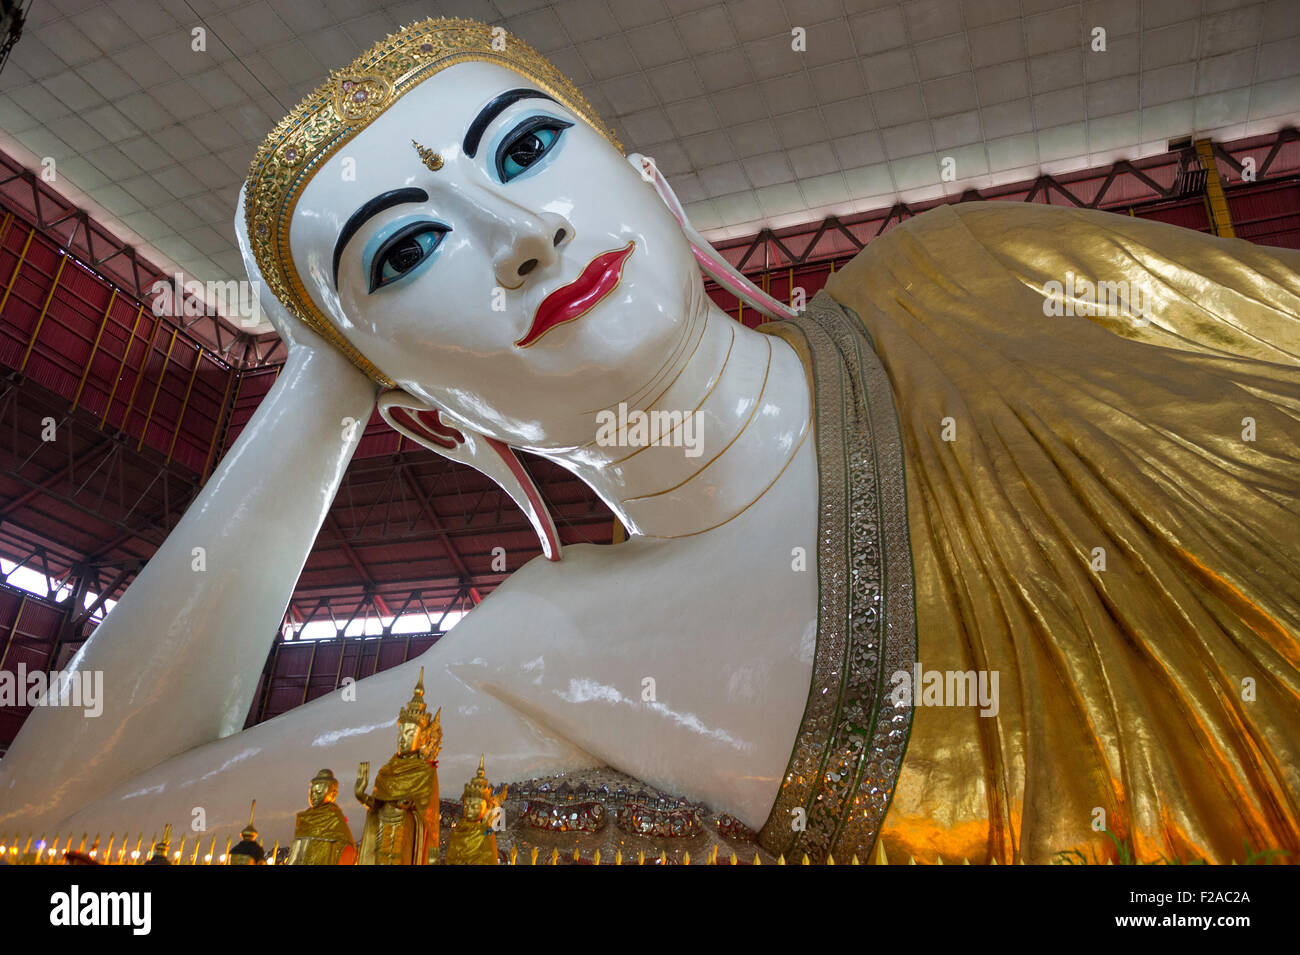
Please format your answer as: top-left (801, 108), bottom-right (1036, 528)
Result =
top-left (1, 0), bottom-right (1297, 324)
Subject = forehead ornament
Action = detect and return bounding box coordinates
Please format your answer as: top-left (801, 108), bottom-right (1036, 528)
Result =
top-left (411, 140), bottom-right (444, 172)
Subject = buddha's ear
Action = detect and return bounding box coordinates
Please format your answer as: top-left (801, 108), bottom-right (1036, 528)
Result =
top-left (377, 389), bottom-right (562, 562)
top-left (629, 153), bottom-right (797, 321)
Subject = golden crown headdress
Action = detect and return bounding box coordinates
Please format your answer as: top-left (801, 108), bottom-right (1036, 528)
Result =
top-left (398, 666), bottom-right (431, 727)
top-left (240, 800), bottom-right (260, 843)
top-left (463, 754), bottom-right (505, 806)
top-left (152, 822), bottom-right (172, 855)
top-left (244, 17), bottom-right (623, 386)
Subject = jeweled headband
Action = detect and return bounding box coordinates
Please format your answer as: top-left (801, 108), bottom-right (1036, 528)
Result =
top-left (245, 17), bottom-right (623, 385)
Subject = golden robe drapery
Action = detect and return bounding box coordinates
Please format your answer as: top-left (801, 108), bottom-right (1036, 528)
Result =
top-left (822, 202), bottom-right (1300, 864)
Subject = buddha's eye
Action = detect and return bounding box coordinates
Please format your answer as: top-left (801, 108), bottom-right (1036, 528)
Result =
top-left (496, 116), bottom-right (573, 182)
top-left (368, 222), bottom-right (449, 293)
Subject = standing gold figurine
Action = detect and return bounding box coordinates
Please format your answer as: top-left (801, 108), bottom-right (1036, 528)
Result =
top-left (355, 668), bottom-right (442, 864)
top-left (444, 756), bottom-right (507, 865)
top-left (229, 800), bottom-right (266, 865)
top-left (286, 769), bottom-right (356, 865)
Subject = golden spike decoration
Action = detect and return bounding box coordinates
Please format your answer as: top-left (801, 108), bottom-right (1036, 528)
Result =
top-left (752, 853), bottom-right (761, 865)
top-left (593, 849), bottom-right (601, 866)
top-left (77, 833), bottom-right (87, 853)
top-left (874, 839), bottom-right (889, 865)
top-left (777, 854), bottom-right (786, 865)
top-left (851, 854), bottom-right (861, 865)
top-left (935, 854), bottom-right (943, 865)
top-left (509, 846), bottom-right (518, 865)
top-left (615, 849), bottom-right (623, 865)
top-left (637, 850), bottom-right (645, 866)
top-left (529, 846), bottom-right (539, 865)
top-left (826, 853), bottom-right (835, 865)
top-left (131, 833), bottom-right (143, 864)
top-left (175, 833), bottom-right (187, 863)
top-left (189, 836), bottom-right (202, 866)
top-left (801, 853), bottom-right (811, 865)
top-left (269, 839), bottom-right (279, 865)
top-left (223, 836), bottom-right (232, 864)
top-left (683, 851), bottom-right (691, 866)
top-left (659, 850), bottom-right (667, 865)
top-left (549, 847), bottom-right (558, 866)
top-left (572, 847), bottom-right (580, 863)
top-left (729, 852), bottom-right (738, 865)
top-left (908, 856), bottom-right (917, 865)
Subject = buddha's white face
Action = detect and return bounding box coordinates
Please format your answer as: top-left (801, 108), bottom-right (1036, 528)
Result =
top-left (292, 62), bottom-right (697, 449)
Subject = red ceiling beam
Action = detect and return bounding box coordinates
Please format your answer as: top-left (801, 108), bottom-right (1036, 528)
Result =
top-left (399, 463), bottom-right (482, 604)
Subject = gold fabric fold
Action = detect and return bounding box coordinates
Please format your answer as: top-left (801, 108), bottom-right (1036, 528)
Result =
top-left (824, 202), bottom-right (1300, 864)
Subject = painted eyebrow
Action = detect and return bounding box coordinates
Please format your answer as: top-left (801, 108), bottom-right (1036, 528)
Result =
top-left (463, 89), bottom-right (558, 158)
top-left (332, 187), bottom-right (429, 288)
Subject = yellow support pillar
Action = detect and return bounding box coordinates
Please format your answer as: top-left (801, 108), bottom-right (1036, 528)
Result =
top-left (19, 254), bottom-right (67, 372)
top-left (0, 227), bottom-right (35, 319)
top-left (1195, 138), bottom-right (1235, 238)
top-left (99, 304), bottom-right (145, 430)
top-left (72, 290), bottom-right (116, 412)
top-left (137, 328), bottom-right (179, 451)
top-left (166, 344), bottom-right (204, 461)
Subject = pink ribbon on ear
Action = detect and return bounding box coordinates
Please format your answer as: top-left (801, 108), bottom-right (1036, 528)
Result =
top-left (631, 153), bottom-right (797, 322)
top-left (378, 391), bottom-right (563, 561)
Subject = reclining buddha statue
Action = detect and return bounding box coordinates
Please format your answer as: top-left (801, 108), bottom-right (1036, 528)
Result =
top-left (0, 18), bottom-right (1296, 865)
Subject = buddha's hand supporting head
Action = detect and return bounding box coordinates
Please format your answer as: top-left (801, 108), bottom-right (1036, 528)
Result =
top-left (245, 19), bottom-right (700, 453)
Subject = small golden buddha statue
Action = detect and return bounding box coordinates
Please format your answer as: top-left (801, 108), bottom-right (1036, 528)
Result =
top-left (287, 769), bottom-right (356, 865)
top-left (229, 801), bottom-right (266, 865)
top-left (355, 668), bottom-right (442, 865)
top-left (444, 756), bottom-right (507, 865)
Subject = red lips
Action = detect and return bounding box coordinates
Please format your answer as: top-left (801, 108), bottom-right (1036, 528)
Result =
top-left (514, 241), bottom-right (634, 348)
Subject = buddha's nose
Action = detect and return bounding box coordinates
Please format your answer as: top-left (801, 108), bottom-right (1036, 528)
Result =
top-left (492, 213), bottom-right (573, 290)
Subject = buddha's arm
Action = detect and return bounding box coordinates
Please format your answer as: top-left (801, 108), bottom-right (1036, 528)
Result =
top-left (41, 620), bottom-right (602, 842)
top-left (0, 341), bottom-right (376, 831)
